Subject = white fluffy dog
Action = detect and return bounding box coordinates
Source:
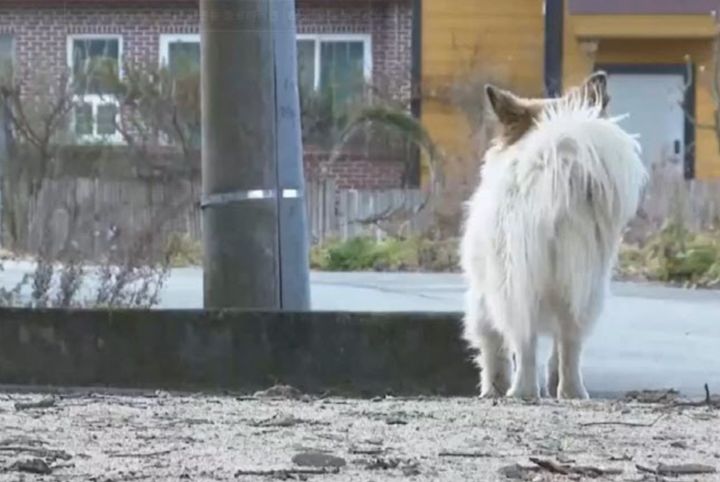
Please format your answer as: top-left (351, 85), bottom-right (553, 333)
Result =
top-left (460, 72), bottom-right (648, 399)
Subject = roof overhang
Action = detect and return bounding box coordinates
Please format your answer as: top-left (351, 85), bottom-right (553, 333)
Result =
top-left (569, 0), bottom-right (720, 15)
top-left (572, 15), bottom-right (719, 40)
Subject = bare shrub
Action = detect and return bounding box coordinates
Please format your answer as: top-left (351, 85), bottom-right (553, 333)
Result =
top-left (0, 56), bottom-right (199, 308)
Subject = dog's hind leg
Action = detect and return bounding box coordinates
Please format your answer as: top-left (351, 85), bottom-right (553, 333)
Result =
top-left (546, 341), bottom-right (559, 398)
top-left (506, 327), bottom-right (539, 400)
top-left (462, 293), bottom-right (511, 398)
top-left (553, 280), bottom-right (604, 400)
top-left (556, 327), bottom-right (589, 399)
top-left (477, 326), bottom-right (511, 397)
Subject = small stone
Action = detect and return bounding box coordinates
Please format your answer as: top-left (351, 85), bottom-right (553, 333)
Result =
top-left (363, 437), bottom-right (383, 445)
top-left (670, 440), bottom-right (688, 449)
top-left (402, 462), bottom-right (421, 476)
top-left (557, 453), bottom-right (576, 463)
top-left (365, 457), bottom-right (401, 470)
top-left (292, 451), bottom-right (346, 468)
top-left (499, 464), bottom-right (532, 480)
top-left (10, 458), bottom-right (52, 475)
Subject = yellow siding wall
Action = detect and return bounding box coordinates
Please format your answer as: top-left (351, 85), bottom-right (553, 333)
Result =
top-left (421, 0), bottom-right (545, 160)
top-left (563, 13), bottom-right (720, 179)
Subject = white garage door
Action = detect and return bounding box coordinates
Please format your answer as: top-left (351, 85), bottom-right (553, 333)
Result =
top-left (605, 71), bottom-right (686, 176)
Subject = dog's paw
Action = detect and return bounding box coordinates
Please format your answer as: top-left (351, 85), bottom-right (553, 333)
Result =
top-left (557, 382), bottom-right (589, 400)
top-left (479, 387), bottom-right (504, 398)
top-left (506, 383), bottom-right (539, 401)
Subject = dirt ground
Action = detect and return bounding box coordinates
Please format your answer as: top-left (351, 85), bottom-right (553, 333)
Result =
top-left (0, 387), bottom-right (718, 481)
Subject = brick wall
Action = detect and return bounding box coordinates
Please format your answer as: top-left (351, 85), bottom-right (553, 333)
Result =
top-left (304, 147), bottom-right (406, 190)
top-left (0, 0), bottom-right (413, 189)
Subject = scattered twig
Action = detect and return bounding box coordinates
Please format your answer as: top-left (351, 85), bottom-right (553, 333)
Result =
top-left (657, 463), bottom-right (716, 476)
top-left (637, 462), bottom-right (716, 476)
top-left (574, 466), bottom-right (623, 477)
top-left (636, 464), bottom-right (657, 475)
top-left (250, 414), bottom-right (328, 428)
top-left (624, 388), bottom-right (679, 404)
top-left (439, 451), bottom-right (493, 458)
top-left (107, 449), bottom-right (174, 458)
top-left (580, 414), bottom-right (664, 428)
top-left (529, 457), bottom-right (569, 475)
top-left (233, 467), bottom-right (340, 477)
top-left (530, 458), bottom-right (623, 478)
top-left (350, 447), bottom-right (384, 455)
top-left (385, 417), bottom-right (408, 425)
top-left (672, 384), bottom-right (720, 409)
top-left (0, 446), bottom-right (71, 461)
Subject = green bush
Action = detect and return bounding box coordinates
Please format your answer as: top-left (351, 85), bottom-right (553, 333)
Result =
top-left (310, 236), bottom-right (460, 272)
top-left (165, 233), bottom-right (202, 268)
top-left (618, 222), bottom-right (720, 288)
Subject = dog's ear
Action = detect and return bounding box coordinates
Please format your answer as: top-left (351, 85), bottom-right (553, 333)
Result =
top-left (580, 71), bottom-right (609, 109)
top-left (485, 84), bottom-right (527, 123)
top-left (485, 84), bottom-right (537, 143)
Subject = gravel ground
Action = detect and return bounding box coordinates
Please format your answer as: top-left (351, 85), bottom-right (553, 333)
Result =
top-left (0, 388), bottom-right (718, 481)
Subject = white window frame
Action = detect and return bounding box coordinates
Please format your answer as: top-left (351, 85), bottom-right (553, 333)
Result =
top-left (296, 33), bottom-right (373, 90)
top-left (157, 34), bottom-right (201, 147)
top-left (159, 33), bottom-right (200, 68)
top-left (67, 34), bottom-right (124, 144)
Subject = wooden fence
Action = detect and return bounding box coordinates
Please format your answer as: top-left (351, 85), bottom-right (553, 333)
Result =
top-left (2, 177), bottom-right (430, 259)
top-left (3, 166), bottom-right (719, 260)
top-left (625, 163), bottom-right (720, 241)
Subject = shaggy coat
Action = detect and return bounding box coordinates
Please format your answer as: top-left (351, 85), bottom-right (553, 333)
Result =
top-left (460, 73), bottom-right (648, 399)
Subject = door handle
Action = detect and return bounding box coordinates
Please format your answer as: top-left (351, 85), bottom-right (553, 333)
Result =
top-left (674, 140), bottom-right (681, 155)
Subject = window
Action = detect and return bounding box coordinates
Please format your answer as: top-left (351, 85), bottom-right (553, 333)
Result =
top-left (159, 34), bottom-right (201, 148)
top-left (0, 34), bottom-right (14, 84)
top-left (68, 35), bottom-right (123, 142)
top-left (159, 34), bottom-right (201, 76)
top-left (296, 34), bottom-right (372, 106)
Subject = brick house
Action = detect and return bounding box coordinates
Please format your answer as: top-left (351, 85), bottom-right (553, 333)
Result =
top-left (0, 0), bottom-right (416, 189)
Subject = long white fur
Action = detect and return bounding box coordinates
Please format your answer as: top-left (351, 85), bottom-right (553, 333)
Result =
top-left (460, 90), bottom-right (648, 399)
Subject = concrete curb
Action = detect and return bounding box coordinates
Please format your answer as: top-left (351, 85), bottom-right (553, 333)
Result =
top-left (0, 308), bottom-right (478, 396)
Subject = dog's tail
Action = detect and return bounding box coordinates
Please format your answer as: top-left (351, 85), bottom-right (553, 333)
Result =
top-left (527, 95), bottom-right (649, 231)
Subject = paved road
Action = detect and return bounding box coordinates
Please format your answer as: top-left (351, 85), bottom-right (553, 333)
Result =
top-left (2, 262), bottom-right (720, 397)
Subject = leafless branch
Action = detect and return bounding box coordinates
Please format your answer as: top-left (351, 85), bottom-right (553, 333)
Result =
top-left (234, 468), bottom-right (340, 477)
top-left (580, 414), bottom-right (665, 428)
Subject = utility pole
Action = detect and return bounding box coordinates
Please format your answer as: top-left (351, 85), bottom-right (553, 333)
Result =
top-left (201, 0), bottom-right (310, 310)
top-left (271, 0), bottom-right (311, 310)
